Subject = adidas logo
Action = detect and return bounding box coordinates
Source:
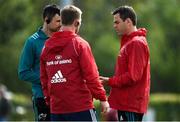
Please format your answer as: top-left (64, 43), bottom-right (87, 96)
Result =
top-left (51, 70), bottom-right (67, 83)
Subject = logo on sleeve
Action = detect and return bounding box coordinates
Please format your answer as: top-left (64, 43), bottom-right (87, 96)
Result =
top-left (51, 70), bottom-right (66, 83)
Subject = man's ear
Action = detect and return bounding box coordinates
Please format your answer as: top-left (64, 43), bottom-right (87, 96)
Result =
top-left (125, 18), bottom-right (132, 25)
top-left (75, 21), bottom-right (79, 27)
top-left (45, 17), bottom-right (50, 24)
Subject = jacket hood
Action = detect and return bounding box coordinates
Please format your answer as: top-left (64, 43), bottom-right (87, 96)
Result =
top-left (45, 31), bottom-right (77, 51)
top-left (121, 28), bottom-right (147, 47)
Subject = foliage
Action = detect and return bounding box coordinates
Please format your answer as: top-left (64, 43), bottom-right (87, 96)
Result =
top-left (0, 0), bottom-right (33, 94)
top-left (0, 0), bottom-right (179, 120)
top-left (149, 93), bottom-right (180, 121)
top-left (0, 0), bottom-right (179, 119)
top-left (8, 93), bottom-right (33, 121)
top-left (136, 0), bottom-right (180, 93)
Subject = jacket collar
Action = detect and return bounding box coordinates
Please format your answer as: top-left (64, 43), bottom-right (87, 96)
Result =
top-left (121, 28), bottom-right (147, 48)
top-left (37, 27), bottom-right (49, 39)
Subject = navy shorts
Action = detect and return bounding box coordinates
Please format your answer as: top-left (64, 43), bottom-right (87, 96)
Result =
top-left (117, 110), bottom-right (144, 121)
top-left (32, 97), bottom-right (50, 121)
top-left (51, 109), bottom-right (97, 121)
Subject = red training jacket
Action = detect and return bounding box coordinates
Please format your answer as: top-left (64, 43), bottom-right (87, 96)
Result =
top-left (108, 28), bottom-right (150, 113)
top-left (40, 31), bottom-right (107, 114)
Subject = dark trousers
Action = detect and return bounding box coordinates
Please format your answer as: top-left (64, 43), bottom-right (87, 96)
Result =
top-left (51, 109), bottom-right (97, 121)
top-left (118, 110), bottom-right (144, 121)
top-left (32, 97), bottom-right (50, 121)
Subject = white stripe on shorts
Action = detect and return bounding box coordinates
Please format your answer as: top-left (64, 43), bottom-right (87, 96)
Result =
top-left (89, 109), bottom-right (97, 122)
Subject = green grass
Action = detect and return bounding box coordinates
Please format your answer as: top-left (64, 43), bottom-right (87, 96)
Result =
top-left (150, 93), bottom-right (180, 104)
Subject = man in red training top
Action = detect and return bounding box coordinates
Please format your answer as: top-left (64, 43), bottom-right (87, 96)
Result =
top-left (100, 5), bottom-right (151, 121)
top-left (40, 5), bottom-right (109, 121)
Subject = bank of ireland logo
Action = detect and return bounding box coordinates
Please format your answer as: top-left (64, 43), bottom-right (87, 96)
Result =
top-left (51, 70), bottom-right (67, 83)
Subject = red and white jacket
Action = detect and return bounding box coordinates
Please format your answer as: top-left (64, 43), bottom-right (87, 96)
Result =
top-left (40, 31), bottom-right (107, 114)
top-left (108, 28), bottom-right (150, 113)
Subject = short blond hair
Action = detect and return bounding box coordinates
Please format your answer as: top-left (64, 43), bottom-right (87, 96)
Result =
top-left (60, 5), bottom-right (82, 25)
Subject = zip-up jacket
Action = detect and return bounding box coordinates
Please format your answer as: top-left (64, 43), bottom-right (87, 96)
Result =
top-left (108, 28), bottom-right (150, 113)
top-left (40, 31), bottom-right (107, 114)
top-left (18, 27), bottom-right (48, 98)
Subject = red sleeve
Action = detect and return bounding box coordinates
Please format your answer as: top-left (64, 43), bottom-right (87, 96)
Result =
top-left (76, 39), bottom-right (107, 101)
top-left (109, 41), bottom-right (148, 87)
top-left (40, 48), bottom-right (50, 105)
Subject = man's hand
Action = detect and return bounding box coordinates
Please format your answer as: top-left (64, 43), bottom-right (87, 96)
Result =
top-left (100, 101), bottom-right (110, 114)
top-left (99, 76), bottom-right (109, 86)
